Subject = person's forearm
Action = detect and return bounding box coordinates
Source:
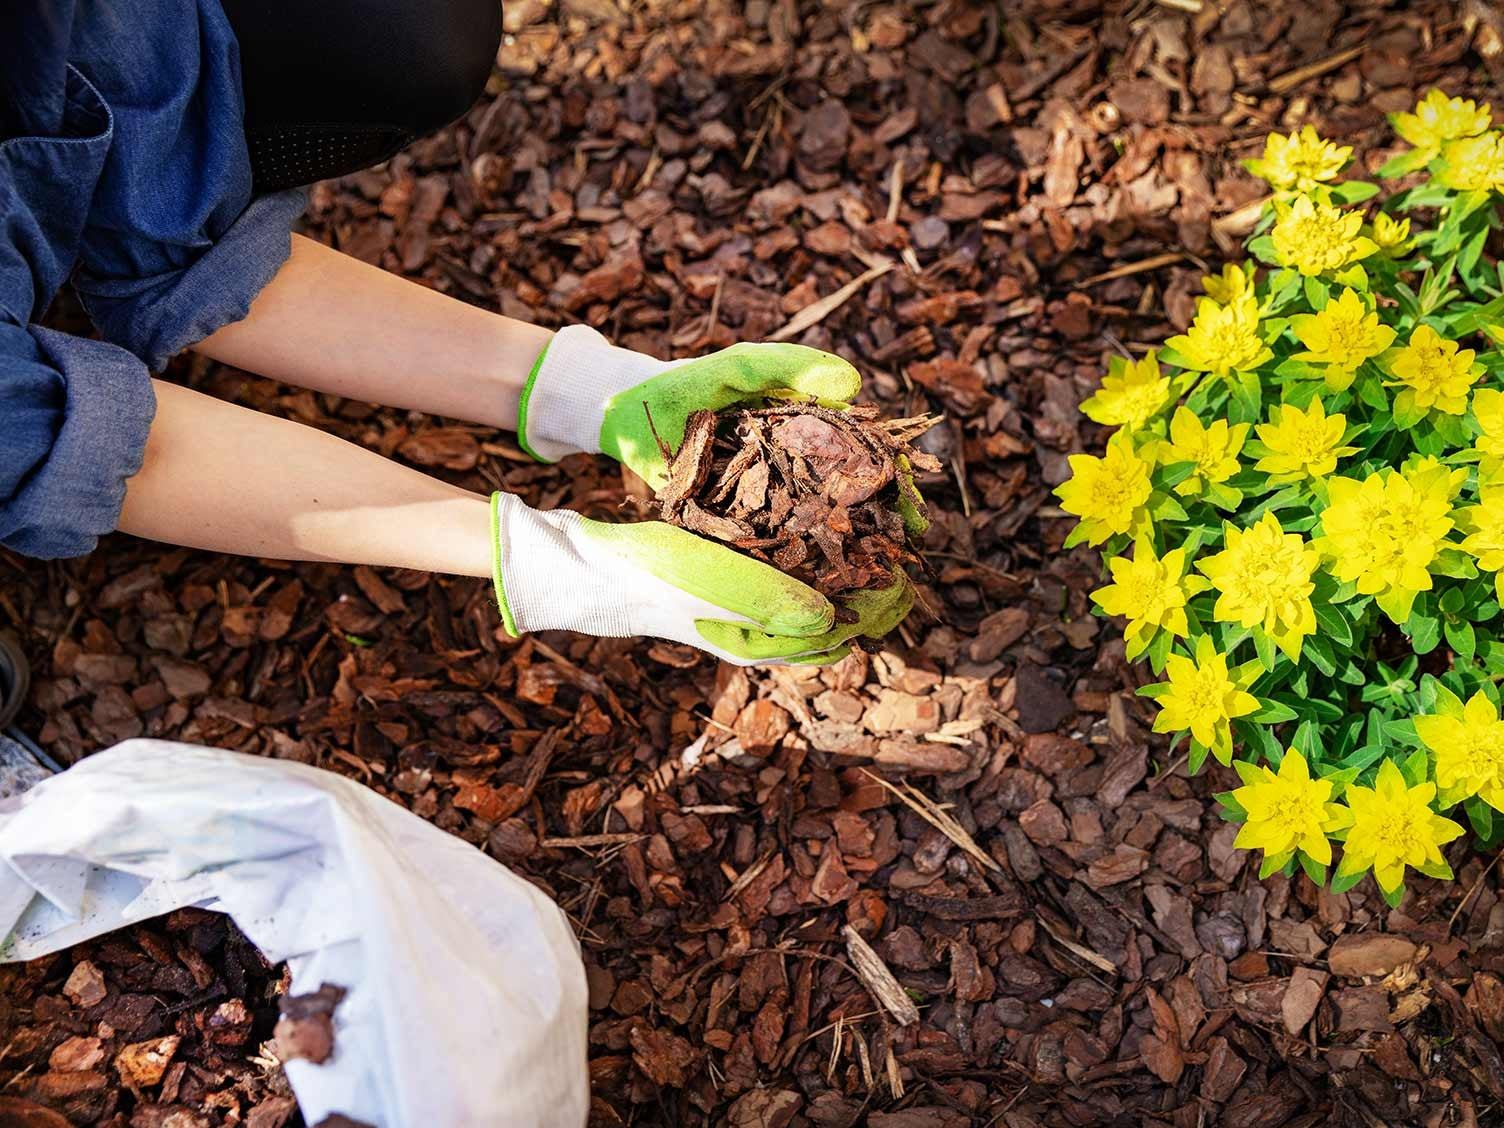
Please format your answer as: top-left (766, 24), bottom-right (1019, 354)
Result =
top-left (194, 235), bottom-right (552, 431)
top-left (119, 380), bottom-right (493, 576)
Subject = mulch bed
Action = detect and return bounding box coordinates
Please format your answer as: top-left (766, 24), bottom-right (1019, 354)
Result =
top-left (5, 1), bottom-right (1504, 1125)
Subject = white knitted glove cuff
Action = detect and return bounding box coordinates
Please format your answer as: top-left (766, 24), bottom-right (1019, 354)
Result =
top-left (521, 324), bottom-right (674, 461)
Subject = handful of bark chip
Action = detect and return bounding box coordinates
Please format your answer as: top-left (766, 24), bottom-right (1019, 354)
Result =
top-left (651, 400), bottom-right (941, 609)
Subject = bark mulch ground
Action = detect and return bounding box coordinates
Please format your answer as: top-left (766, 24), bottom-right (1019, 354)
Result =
top-left (5, 2), bottom-right (1504, 1125)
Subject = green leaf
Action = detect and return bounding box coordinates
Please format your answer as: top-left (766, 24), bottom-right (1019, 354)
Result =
top-left (1378, 150), bottom-right (1432, 179)
top-left (1259, 849), bottom-right (1294, 880)
top-left (1467, 797), bottom-right (1494, 840)
top-left (1409, 612), bottom-right (1442, 655)
top-left (1253, 628), bottom-right (1276, 672)
top-left (1303, 275), bottom-right (1330, 309)
top-left (1402, 748), bottom-right (1431, 787)
top-left (1332, 181), bottom-right (1382, 204)
top-left (1248, 234), bottom-right (1278, 265)
top-left (1333, 263), bottom-right (1370, 291)
top-left (1298, 852), bottom-right (1327, 886)
top-left (1150, 493), bottom-right (1189, 522)
top-left (1329, 865), bottom-right (1367, 894)
top-left (1303, 635), bottom-right (1337, 677)
top-left (1159, 461), bottom-right (1198, 489)
top-left (1312, 603), bottom-right (1354, 648)
top-left (1446, 618), bottom-right (1478, 662)
top-left (1382, 717), bottom-right (1419, 746)
top-left (1216, 790), bottom-right (1247, 821)
top-left (1147, 628), bottom-right (1173, 675)
top-left (1253, 698), bottom-right (1300, 724)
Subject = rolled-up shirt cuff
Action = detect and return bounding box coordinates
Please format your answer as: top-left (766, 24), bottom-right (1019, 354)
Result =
top-left (2, 327), bottom-right (156, 559)
top-left (74, 188), bottom-right (307, 371)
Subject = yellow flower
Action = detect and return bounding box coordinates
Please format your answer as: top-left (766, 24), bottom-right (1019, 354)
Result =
top-left (1371, 212), bottom-right (1411, 252)
top-left (1081, 351), bottom-right (1172, 432)
top-left (1152, 634), bottom-right (1259, 761)
top-left (1457, 481), bottom-right (1504, 603)
top-left (1202, 262), bottom-right (1255, 305)
top-left (1386, 324), bottom-right (1481, 417)
top-left (1244, 127), bottom-right (1352, 192)
top-left (1197, 513), bottom-right (1320, 660)
top-left (1437, 133), bottom-right (1504, 193)
top-left (1415, 691), bottom-right (1504, 811)
top-left (1254, 399), bottom-right (1354, 480)
top-left (1289, 288), bottom-right (1396, 391)
top-left (1318, 465), bottom-right (1456, 622)
top-left (1336, 759), bottom-right (1463, 896)
top-left (1270, 195), bottom-right (1379, 277)
top-left (1162, 407), bottom-right (1247, 495)
top-left (1056, 432), bottom-right (1153, 546)
top-left (1474, 388), bottom-right (1504, 479)
top-left (1091, 539), bottom-right (1204, 660)
top-left (1165, 293), bottom-right (1271, 378)
top-left (1231, 749), bottom-right (1350, 867)
top-left (1393, 89), bottom-right (1492, 157)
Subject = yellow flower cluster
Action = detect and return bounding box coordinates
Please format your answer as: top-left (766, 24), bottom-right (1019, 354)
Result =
top-left (1392, 89), bottom-right (1491, 157)
top-left (1317, 463), bottom-right (1459, 623)
top-left (1054, 432), bottom-right (1151, 546)
top-left (1166, 293), bottom-right (1270, 377)
top-left (1387, 325), bottom-right (1481, 416)
top-left (1232, 750), bottom-right (1463, 895)
top-left (1080, 351), bottom-right (1171, 432)
top-left (1254, 399), bottom-right (1353, 480)
top-left (1290, 288), bottom-right (1394, 391)
top-left (1416, 692), bottom-right (1504, 811)
top-left (1062, 91), bottom-right (1504, 902)
top-left (1152, 635), bottom-right (1258, 763)
top-left (1198, 513), bottom-right (1320, 661)
top-left (1245, 126), bottom-right (1352, 192)
top-left (1438, 133), bottom-right (1504, 193)
top-left (1270, 195), bottom-right (1377, 277)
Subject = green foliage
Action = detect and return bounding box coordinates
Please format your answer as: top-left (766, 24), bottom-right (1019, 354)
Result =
top-left (1060, 93), bottom-right (1504, 900)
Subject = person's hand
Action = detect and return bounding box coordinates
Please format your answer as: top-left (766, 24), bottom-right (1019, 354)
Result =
top-left (516, 325), bottom-right (861, 487)
top-left (489, 493), bottom-right (912, 666)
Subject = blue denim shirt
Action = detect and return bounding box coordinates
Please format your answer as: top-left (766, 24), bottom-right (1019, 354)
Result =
top-left (0, 2), bottom-right (306, 558)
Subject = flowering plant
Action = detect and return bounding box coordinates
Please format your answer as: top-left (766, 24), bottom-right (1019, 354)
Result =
top-left (1060, 91), bottom-right (1504, 906)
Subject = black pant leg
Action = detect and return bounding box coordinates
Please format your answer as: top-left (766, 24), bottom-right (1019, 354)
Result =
top-left (220, 0), bottom-right (503, 190)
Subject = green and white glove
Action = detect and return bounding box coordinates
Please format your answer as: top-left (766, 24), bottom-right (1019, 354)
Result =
top-left (517, 324), bottom-right (862, 486)
top-left (489, 492), bottom-right (912, 666)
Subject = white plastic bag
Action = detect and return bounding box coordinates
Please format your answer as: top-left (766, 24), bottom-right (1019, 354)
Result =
top-left (0, 739), bottom-right (589, 1128)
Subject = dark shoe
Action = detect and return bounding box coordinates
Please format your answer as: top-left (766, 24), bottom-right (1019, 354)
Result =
top-left (0, 634), bottom-right (52, 798)
top-left (0, 631), bottom-right (28, 730)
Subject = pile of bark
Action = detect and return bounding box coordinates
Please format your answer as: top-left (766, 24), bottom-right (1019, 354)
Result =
top-left (655, 402), bottom-right (938, 600)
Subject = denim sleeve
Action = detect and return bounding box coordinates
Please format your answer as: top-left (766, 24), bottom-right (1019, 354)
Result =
top-left (0, 56), bottom-right (156, 560)
top-left (0, 324), bottom-right (155, 559)
top-left (67, 1), bottom-right (307, 369)
top-left (73, 189), bottom-right (306, 371)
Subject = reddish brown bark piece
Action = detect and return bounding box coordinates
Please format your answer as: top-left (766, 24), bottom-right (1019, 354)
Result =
top-left (273, 983), bottom-right (347, 1066)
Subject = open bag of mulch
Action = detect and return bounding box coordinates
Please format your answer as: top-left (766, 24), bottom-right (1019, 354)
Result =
top-left (0, 741), bottom-right (589, 1128)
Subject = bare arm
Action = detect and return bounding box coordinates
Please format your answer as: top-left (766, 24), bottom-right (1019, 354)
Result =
top-left (118, 380), bottom-right (493, 577)
top-left (194, 234), bottom-right (553, 430)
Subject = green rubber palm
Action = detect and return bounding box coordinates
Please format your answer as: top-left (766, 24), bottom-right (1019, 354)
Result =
top-left (518, 326), bottom-right (861, 486)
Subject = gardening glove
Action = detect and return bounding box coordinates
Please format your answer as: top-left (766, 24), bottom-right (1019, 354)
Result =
top-left (489, 492), bottom-right (913, 666)
top-left (517, 324), bottom-right (862, 487)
